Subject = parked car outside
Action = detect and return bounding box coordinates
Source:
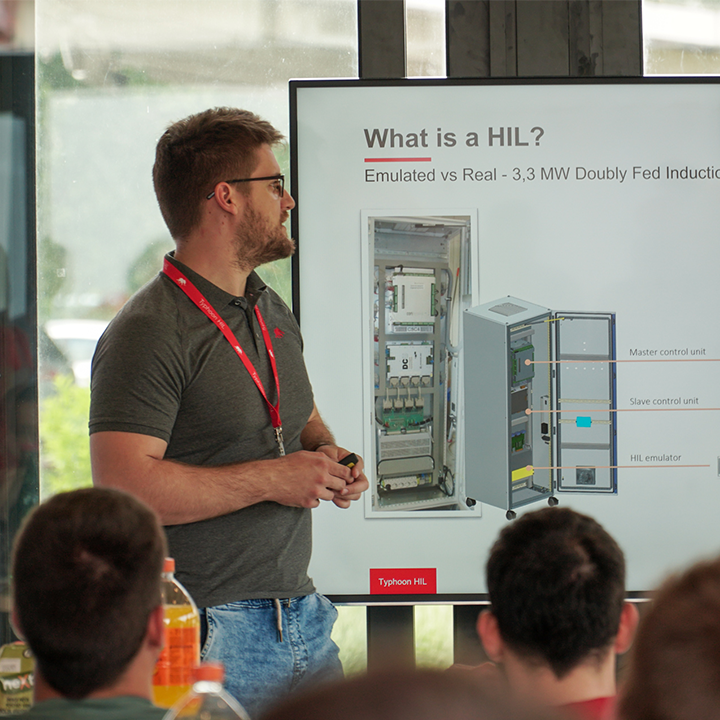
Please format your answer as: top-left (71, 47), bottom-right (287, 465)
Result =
top-left (44, 319), bottom-right (109, 387)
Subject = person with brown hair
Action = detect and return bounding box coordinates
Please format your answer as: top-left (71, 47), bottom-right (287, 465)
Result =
top-left (89, 107), bottom-right (367, 717)
top-left (475, 507), bottom-right (638, 720)
top-left (260, 667), bottom-right (554, 720)
top-left (618, 556), bottom-right (720, 720)
top-left (11, 487), bottom-right (167, 719)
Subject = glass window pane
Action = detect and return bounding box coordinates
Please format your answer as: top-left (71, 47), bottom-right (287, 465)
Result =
top-left (1, 52), bottom-right (38, 643)
top-left (407, 0), bottom-right (446, 77)
top-left (36, 0), bottom-right (358, 497)
top-left (644, 0), bottom-right (720, 74)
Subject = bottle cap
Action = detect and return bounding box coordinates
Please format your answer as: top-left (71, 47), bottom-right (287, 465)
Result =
top-left (163, 557), bottom-right (175, 573)
top-left (196, 663), bottom-right (224, 683)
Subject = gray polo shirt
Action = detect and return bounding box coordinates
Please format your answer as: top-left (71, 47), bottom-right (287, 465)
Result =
top-left (90, 254), bottom-right (315, 607)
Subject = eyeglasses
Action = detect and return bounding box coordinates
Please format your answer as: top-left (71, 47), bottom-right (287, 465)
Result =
top-left (206, 174), bottom-right (285, 200)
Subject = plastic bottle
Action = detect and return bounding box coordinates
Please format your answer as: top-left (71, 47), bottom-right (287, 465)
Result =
top-left (162, 663), bottom-right (249, 720)
top-left (152, 557), bottom-right (201, 708)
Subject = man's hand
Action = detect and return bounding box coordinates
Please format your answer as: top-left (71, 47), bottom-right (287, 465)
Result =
top-left (263, 450), bottom-right (353, 508)
top-left (91, 431), bottom-right (359, 525)
top-left (314, 444), bottom-right (369, 508)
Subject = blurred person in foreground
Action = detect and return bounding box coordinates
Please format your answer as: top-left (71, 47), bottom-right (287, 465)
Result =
top-left (260, 667), bottom-right (558, 720)
top-left (471, 507), bottom-right (638, 720)
top-left (11, 487), bottom-right (167, 719)
top-left (618, 556), bottom-right (720, 720)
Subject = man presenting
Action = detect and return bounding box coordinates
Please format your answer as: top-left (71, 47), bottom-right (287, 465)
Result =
top-left (89, 107), bottom-right (367, 717)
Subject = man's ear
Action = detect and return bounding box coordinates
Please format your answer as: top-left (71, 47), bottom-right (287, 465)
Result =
top-left (146, 604), bottom-right (165, 652)
top-left (614, 601), bottom-right (640, 655)
top-left (477, 609), bottom-right (505, 663)
top-left (208, 182), bottom-right (243, 216)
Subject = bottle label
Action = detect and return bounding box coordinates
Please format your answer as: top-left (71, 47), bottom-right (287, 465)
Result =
top-left (0, 643), bottom-right (35, 714)
top-left (153, 627), bottom-right (200, 686)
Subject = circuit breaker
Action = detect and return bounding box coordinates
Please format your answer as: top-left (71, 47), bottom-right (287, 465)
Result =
top-left (463, 296), bottom-right (617, 519)
top-left (366, 216), bottom-right (473, 514)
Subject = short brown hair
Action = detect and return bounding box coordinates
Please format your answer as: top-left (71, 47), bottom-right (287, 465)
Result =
top-left (619, 558), bottom-right (720, 720)
top-left (12, 487), bottom-right (167, 698)
top-left (152, 107), bottom-right (284, 240)
top-left (487, 507), bottom-right (626, 678)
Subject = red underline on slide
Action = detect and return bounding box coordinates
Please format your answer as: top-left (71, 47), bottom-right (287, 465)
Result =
top-left (364, 157), bottom-right (433, 162)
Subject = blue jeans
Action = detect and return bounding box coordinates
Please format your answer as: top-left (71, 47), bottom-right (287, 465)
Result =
top-left (200, 593), bottom-right (343, 718)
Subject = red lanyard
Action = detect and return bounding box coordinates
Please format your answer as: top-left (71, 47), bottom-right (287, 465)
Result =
top-left (163, 258), bottom-right (285, 455)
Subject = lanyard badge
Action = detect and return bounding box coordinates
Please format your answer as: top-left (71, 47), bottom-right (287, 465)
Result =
top-left (163, 258), bottom-right (285, 457)
top-left (274, 427), bottom-right (285, 457)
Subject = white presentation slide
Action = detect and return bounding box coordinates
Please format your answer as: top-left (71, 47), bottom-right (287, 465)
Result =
top-left (291, 79), bottom-right (720, 598)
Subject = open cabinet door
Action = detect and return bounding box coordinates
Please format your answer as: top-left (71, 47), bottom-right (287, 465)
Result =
top-left (554, 312), bottom-right (617, 494)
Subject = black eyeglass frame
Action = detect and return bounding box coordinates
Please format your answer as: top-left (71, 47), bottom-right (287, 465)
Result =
top-left (206, 174), bottom-right (285, 200)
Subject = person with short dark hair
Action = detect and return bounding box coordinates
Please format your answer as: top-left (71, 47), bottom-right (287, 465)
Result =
top-left (475, 507), bottom-right (638, 720)
top-left (11, 487), bottom-right (167, 719)
top-left (89, 107), bottom-right (368, 717)
top-left (618, 556), bottom-right (720, 720)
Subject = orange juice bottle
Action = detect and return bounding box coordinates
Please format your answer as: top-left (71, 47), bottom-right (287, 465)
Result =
top-left (152, 557), bottom-right (200, 708)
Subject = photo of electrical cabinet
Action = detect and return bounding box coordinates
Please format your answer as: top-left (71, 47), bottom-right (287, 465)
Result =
top-left (365, 215), bottom-right (474, 515)
top-left (463, 296), bottom-right (617, 519)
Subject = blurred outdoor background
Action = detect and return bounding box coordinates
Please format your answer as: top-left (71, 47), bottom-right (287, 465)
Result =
top-left (3, 0), bottom-right (719, 675)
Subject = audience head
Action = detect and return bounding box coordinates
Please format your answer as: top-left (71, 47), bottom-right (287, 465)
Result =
top-left (260, 667), bottom-right (553, 720)
top-left (619, 556), bottom-right (720, 720)
top-left (12, 487), bottom-right (167, 698)
top-left (479, 507), bottom-right (633, 679)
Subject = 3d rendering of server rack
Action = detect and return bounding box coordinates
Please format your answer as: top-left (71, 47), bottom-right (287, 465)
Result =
top-left (463, 296), bottom-right (617, 519)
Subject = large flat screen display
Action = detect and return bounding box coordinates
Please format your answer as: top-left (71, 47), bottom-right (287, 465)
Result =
top-left (290, 78), bottom-right (720, 601)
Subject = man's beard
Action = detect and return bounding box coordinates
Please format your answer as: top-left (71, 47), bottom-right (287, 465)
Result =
top-left (233, 205), bottom-right (295, 272)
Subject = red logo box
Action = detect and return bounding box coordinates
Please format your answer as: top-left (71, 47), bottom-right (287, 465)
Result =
top-left (370, 568), bottom-right (437, 595)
